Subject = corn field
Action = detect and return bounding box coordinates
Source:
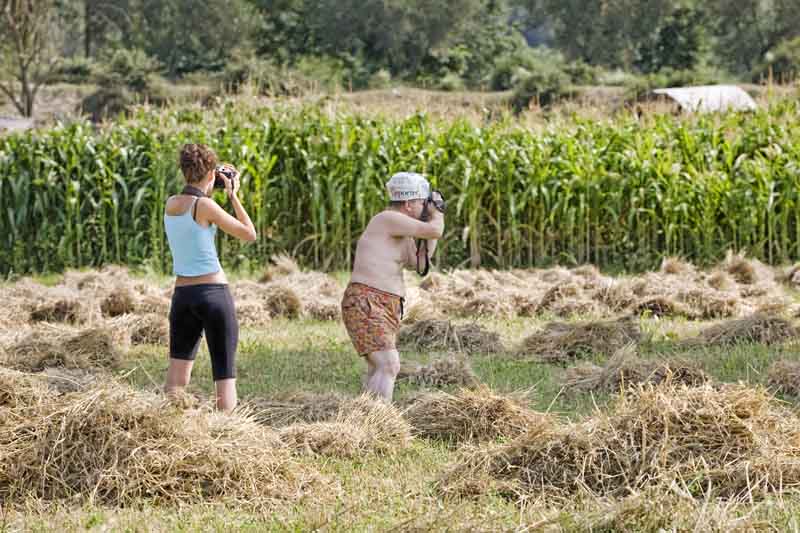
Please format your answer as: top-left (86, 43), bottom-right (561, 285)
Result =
top-left (1, 100), bottom-right (799, 275)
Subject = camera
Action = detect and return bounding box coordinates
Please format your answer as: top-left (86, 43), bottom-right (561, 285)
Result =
top-left (419, 190), bottom-right (445, 223)
top-left (214, 165), bottom-right (236, 189)
top-left (427, 190), bottom-right (446, 213)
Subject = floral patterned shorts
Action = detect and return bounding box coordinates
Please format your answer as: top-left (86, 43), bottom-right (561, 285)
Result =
top-left (341, 282), bottom-right (404, 356)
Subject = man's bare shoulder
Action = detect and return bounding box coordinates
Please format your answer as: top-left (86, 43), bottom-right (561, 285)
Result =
top-left (366, 210), bottom-right (402, 229)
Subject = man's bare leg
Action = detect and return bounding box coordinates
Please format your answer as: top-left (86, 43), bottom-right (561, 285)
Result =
top-left (365, 349), bottom-right (400, 402)
top-left (364, 357), bottom-right (377, 387)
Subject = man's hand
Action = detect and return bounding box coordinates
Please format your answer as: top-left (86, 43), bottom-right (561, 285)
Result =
top-left (430, 191), bottom-right (445, 213)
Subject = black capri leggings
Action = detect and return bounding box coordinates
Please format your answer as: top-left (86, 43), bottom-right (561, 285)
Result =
top-left (169, 284), bottom-right (238, 381)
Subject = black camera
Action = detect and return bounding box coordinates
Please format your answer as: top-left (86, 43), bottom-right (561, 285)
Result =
top-left (214, 165), bottom-right (236, 189)
top-left (419, 190), bottom-right (445, 223)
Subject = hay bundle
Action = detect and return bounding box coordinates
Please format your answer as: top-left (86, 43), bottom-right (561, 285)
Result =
top-left (632, 296), bottom-right (693, 318)
top-left (767, 360), bottom-right (800, 396)
top-left (592, 282), bottom-right (637, 312)
top-left (0, 373), bottom-right (315, 506)
top-left (405, 386), bottom-right (551, 445)
top-left (4, 277), bottom-right (48, 299)
top-left (549, 298), bottom-right (604, 318)
top-left (707, 270), bottom-right (735, 291)
top-left (537, 282), bottom-right (582, 312)
top-left (402, 297), bottom-right (443, 324)
top-left (509, 292), bottom-right (539, 317)
top-left (100, 286), bottom-right (137, 317)
top-left (6, 326), bottom-right (125, 371)
top-left (135, 294), bottom-right (171, 316)
top-left (783, 264), bottom-right (800, 287)
top-left (235, 299), bottom-right (270, 327)
top-left (571, 264), bottom-right (602, 280)
top-left (696, 313), bottom-right (798, 346)
top-left (397, 319), bottom-right (503, 354)
top-left (458, 295), bottom-right (516, 318)
top-left (397, 355), bottom-right (479, 388)
top-left (130, 313), bottom-right (169, 345)
top-left (0, 288), bottom-right (31, 328)
top-left (723, 252), bottom-right (756, 284)
top-left (30, 297), bottom-right (91, 324)
top-left (250, 391), bottom-right (347, 427)
top-left (41, 367), bottom-right (100, 393)
top-left (419, 271), bottom-right (448, 291)
top-left (279, 395), bottom-right (412, 458)
top-left (440, 382), bottom-right (800, 501)
top-left (519, 317), bottom-right (641, 363)
top-left (660, 257), bottom-right (695, 275)
top-left (263, 285), bottom-right (302, 319)
top-left (739, 285), bottom-right (773, 300)
top-left (305, 300), bottom-right (340, 321)
top-left (562, 345), bottom-right (709, 394)
top-left (722, 251), bottom-right (772, 285)
top-left (538, 267), bottom-right (574, 284)
top-left (0, 368), bottom-right (54, 408)
top-left (64, 265), bottom-right (133, 291)
top-left (259, 253), bottom-right (300, 283)
top-left (676, 289), bottom-right (739, 319)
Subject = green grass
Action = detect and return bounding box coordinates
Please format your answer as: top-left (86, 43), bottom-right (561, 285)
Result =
top-left (11, 312), bottom-right (800, 531)
top-left (123, 314), bottom-right (800, 416)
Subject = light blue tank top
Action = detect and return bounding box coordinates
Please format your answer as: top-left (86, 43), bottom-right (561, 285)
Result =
top-left (164, 197), bottom-right (222, 276)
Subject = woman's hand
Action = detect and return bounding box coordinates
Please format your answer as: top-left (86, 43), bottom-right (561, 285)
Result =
top-left (218, 164), bottom-right (241, 200)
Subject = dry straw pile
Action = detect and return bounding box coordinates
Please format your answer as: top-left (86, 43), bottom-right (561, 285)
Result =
top-left (562, 345), bottom-right (709, 394)
top-left (694, 313), bottom-right (799, 347)
top-left (397, 319), bottom-right (503, 354)
top-left (0, 369), bottom-right (319, 507)
top-left (249, 391), bottom-right (347, 427)
top-left (413, 252), bottom-right (787, 322)
top-left (3, 324), bottom-right (127, 372)
top-left (404, 386), bottom-right (551, 445)
top-left (278, 395), bottom-right (412, 458)
top-left (441, 382), bottom-right (800, 502)
top-left (518, 317), bottom-right (641, 363)
top-left (397, 355), bottom-right (479, 388)
top-left (234, 254), bottom-right (344, 324)
top-left (767, 360), bottom-right (800, 396)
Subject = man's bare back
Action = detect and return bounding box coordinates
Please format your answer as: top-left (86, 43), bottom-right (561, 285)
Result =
top-left (350, 208), bottom-right (443, 296)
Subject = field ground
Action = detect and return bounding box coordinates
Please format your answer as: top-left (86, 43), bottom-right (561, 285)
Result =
top-left (5, 262), bottom-right (800, 531)
top-left (2, 82), bottom-right (797, 135)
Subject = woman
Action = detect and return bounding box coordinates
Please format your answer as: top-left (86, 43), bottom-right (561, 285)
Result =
top-left (163, 143), bottom-right (256, 411)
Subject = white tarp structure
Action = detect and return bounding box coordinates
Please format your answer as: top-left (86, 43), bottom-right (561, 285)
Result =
top-left (652, 85), bottom-right (757, 113)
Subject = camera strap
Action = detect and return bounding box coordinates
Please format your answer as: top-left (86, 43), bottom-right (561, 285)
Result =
top-left (181, 185), bottom-right (207, 221)
top-left (181, 185), bottom-right (206, 198)
top-left (415, 201), bottom-right (431, 277)
top-left (415, 239), bottom-right (430, 277)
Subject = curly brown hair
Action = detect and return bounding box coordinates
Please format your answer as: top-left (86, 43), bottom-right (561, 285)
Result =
top-left (179, 143), bottom-right (218, 183)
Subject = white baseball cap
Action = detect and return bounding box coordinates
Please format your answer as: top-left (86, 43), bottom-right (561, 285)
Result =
top-left (386, 172), bottom-right (430, 202)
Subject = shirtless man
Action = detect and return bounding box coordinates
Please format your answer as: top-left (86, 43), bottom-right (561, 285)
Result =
top-left (341, 172), bottom-right (445, 402)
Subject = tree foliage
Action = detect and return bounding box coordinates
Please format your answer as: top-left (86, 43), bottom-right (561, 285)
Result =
top-left (0, 0), bottom-right (64, 116)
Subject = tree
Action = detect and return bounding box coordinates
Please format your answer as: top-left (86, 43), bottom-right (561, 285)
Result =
top-left (635, 5), bottom-right (707, 73)
top-left (0, 0), bottom-right (61, 117)
top-left (517, 0), bottom-right (674, 68)
top-left (128, 0), bottom-right (259, 76)
top-left (705, 0), bottom-right (800, 74)
top-left (253, 0), bottom-right (486, 78)
top-left (82, 0), bottom-right (135, 58)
